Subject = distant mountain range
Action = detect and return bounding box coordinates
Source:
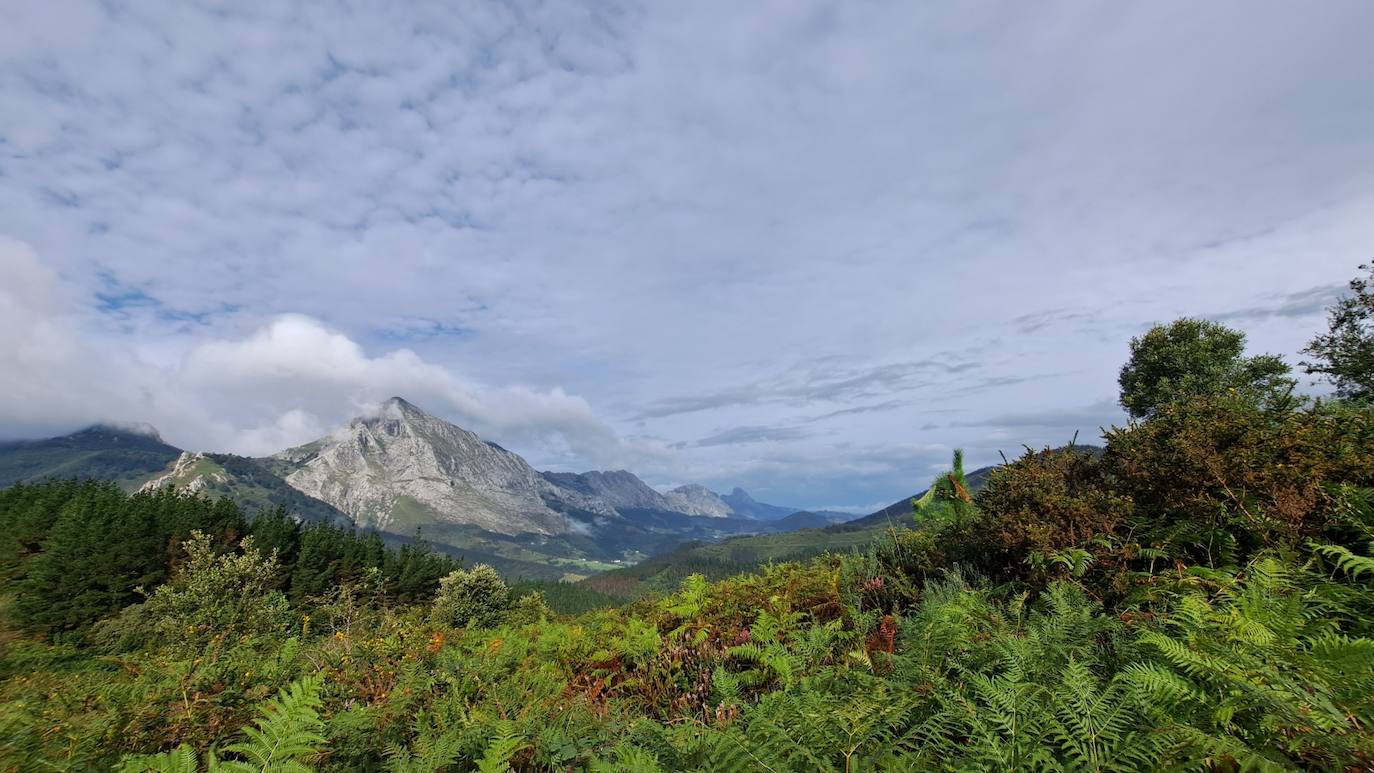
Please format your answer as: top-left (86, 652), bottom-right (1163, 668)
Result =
top-left (584, 449), bottom-right (1104, 599)
top-left (0, 397), bottom-right (856, 578)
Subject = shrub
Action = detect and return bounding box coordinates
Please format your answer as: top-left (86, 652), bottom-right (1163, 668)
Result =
top-left (970, 446), bottom-right (1133, 586)
top-left (431, 564), bottom-right (510, 629)
top-left (1105, 394), bottom-right (1374, 564)
top-left (96, 531), bottom-right (293, 654)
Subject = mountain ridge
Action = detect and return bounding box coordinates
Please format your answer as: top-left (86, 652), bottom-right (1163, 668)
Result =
top-left (0, 398), bottom-right (863, 577)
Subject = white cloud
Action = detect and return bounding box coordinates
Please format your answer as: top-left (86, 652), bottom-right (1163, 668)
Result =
top-left (0, 237), bottom-right (638, 464)
top-left (1, 1), bottom-right (1372, 508)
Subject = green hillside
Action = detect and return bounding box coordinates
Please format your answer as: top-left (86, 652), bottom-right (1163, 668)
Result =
top-left (582, 456), bottom-right (1005, 599)
top-left (0, 425), bottom-right (181, 490)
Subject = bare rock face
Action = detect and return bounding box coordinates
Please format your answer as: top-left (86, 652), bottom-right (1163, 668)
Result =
top-left (542, 469), bottom-right (677, 511)
top-left (273, 397), bottom-right (613, 536)
top-left (140, 451), bottom-right (229, 495)
top-left (663, 483), bottom-right (732, 518)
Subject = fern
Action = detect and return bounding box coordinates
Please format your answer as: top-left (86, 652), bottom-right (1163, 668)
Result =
top-left (590, 742), bottom-right (665, 772)
top-left (385, 730), bottom-right (463, 773)
top-left (475, 721), bottom-right (525, 773)
top-left (1311, 542), bottom-right (1374, 581)
top-left (220, 676), bottom-right (326, 772)
top-left (116, 744), bottom-right (200, 773)
top-left (1046, 659), bottom-right (1163, 771)
top-left (116, 676), bottom-right (325, 773)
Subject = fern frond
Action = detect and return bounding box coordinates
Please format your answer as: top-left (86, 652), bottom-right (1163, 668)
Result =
top-left (221, 675), bottom-right (325, 773)
top-left (116, 744), bottom-right (199, 773)
top-left (475, 721), bottom-right (525, 773)
top-left (1311, 542), bottom-right (1374, 581)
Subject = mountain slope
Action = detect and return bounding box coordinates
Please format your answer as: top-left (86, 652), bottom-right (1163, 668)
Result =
top-left (0, 425), bottom-right (182, 490)
top-left (719, 487), bottom-right (797, 520)
top-left (269, 397), bottom-right (614, 537)
top-left (541, 469), bottom-right (677, 512)
top-left (662, 484), bottom-right (732, 517)
top-left (141, 451), bottom-right (350, 525)
top-left (583, 461), bottom-right (999, 597)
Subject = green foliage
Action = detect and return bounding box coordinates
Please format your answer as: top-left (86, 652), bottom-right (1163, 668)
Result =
top-left (971, 445), bottom-right (1132, 586)
top-left (13, 485), bottom-right (246, 640)
top-left (5, 311), bottom-right (1374, 771)
top-left (96, 531), bottom-right (293, 654)
top-left (221, 676), bottom-right (327, 772)
top-left (1128, 557), bottom-right (1374, 768)
top-left (1304, 262), bottom-right (1374, 403)
top-left (508, 579), bottom-right (620, 615)
top-left (475, 721), bottom-right (525, 773)
top-left (116, 676), bottom-right (326, 772)
top-left (0, 481), bottom-right (457, 642)
top-left (1119, 317), bottom-right (1295, 419)
top-left (432, 563), bottom-right (511, 628)
top-left (1105, 393), bottom-right (1374, 566)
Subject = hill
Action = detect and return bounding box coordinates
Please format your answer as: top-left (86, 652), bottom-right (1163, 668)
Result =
top-left (140, 451), bottom-right (350, 526)
top-left (582, 457), bottom-right (1008, 598)
top-left (0, 424), bottom-right (182, 490)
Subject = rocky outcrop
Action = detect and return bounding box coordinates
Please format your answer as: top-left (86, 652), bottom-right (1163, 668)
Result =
top-left (140, 451), bottom-right (229, 495)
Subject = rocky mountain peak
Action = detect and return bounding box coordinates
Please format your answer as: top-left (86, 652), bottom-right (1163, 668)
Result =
top-left (140, 451), bottom-right (227, 494)
top-left (272, 398), bottom-right (614, 536)
top-left (663, 483), bottom-right (732, 518)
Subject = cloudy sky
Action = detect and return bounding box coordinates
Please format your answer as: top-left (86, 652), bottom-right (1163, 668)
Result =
top-left (2, 1), bottom-right (1371, 511)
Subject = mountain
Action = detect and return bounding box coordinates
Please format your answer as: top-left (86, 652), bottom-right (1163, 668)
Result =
top-left (0, 425), bottom-right (349, 525)
top-left (0, 424), bottom-right (182, 490)
top-left (662, 484), bottom-right (732, 517)
top-left (541, 469), bottom-right (677, 512)
top-left (267, 397), bottom-right (613, 537)
top-left (719, 487), bottom-right (797, 520)
top-left (0, 399), bottom-right (866, 580)
top-left (584, 450), bottom-right (1112, 598)
top-left (583, 461), bottom-right (1000, 597)
top-left (141, 451), bottom-right (349, 526)
top-left (769, 509), bottom-right (852, 530)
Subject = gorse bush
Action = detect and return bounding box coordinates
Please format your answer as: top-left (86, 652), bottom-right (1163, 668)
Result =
top-left (3, 287), bottom-right (1374, 770)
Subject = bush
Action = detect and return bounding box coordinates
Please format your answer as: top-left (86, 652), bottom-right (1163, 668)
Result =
top-left (1106, 394), bottom-right (1374, 564)
top-left (431, 564), bottom-right (510, 628)
top-left (969, 446), bottom-right (1132, 586)
top-left (95, 531), bottom-right (293, 654)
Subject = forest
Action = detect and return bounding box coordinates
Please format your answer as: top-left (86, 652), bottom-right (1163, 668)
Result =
top-left (2, 265), bottom-right (1373, 771)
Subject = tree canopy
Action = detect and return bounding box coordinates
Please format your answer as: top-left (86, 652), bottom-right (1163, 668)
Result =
top-left (1118, 317), bottom-right (1293, 419)
top-left (1304, 262), bottom-right (1374, 403)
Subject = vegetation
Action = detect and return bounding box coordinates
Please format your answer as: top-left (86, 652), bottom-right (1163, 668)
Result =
top-left (1304, 262), bottom-right (1374, 403)
top-left (0, 425), bottom-right (181, 490)
top-left (1117, 317), bottom-right (1294, 419)
top-left (3, 268), bottom-right (1374, 770)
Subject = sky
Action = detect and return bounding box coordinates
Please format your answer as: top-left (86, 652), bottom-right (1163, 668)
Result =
top-left (2, 1), bottom-right (1372, 511)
